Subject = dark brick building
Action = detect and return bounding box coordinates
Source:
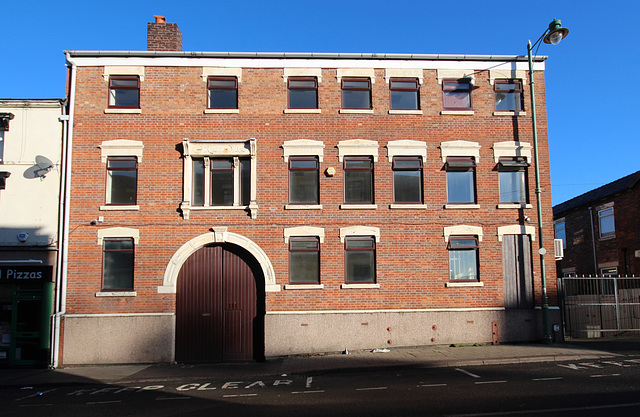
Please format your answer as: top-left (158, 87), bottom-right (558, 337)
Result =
top-left (56, 17), bottom-right (559, 364)
top-left (554, 171), bottom-right (640, 277)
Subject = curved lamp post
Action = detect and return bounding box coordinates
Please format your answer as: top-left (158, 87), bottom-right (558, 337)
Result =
top-left (528, 19), bottom-right (569, 343)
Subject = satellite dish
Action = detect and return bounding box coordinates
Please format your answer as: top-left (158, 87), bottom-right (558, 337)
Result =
top-left (34, 155), bottom-right (54, 178)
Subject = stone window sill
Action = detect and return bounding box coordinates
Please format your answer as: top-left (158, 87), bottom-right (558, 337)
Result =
top-left (341, 283), bottom-right (380, 289)
top-left (497, 203), bottom-right (533, 209)
top-left (340, 204), bottom-right (377, 210)
top-left (285, 204), bottom-right (323, 210)
top-left (388, 110), bottom-right (423, 115)
top-left (390, 204), bottom-right (428, 209)
top-left (100, 205), bottom-right (140, 211)
top-left (339, 109), bottom-right (374, 115)
top-left (284, 284), bottom-right (324, 290)
top-left (444, 204), bottom-right (480, 209)
top-left (96, 291), bottom-right (137, 297)
top-left (440, 110), bottom-right (474, 116)
top-left (494, 111), bottom-right (527, 116)
top-left (445, 282), bottom-right (483, 288)
top-left (104, 108), bottom-right (141, 114)
top-left (284, 109), bottom-right (322, 114)
top-left (204, 109), bottom-right (239, 114)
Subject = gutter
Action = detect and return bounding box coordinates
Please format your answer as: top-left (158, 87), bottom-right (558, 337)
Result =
top-left (51, 53), bottom-right (77, 369)
top-left (64, 50), bottom-right (548, 62)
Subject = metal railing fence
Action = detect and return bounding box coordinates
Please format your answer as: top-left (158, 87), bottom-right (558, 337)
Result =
top-left (558, 276), bottom-right (640, 338)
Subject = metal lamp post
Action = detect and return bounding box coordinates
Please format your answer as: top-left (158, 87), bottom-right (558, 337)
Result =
top-left (527, 19), bottom-right (569, 343)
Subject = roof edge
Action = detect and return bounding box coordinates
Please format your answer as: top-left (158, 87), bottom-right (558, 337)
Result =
top-left (64, 50), bottom-right (547, 62)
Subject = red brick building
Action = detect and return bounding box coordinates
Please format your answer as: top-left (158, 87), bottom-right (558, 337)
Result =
top-left (56, 17), bottom-right (559, 364)
top-left (554, 171), bottom-right (640, 277)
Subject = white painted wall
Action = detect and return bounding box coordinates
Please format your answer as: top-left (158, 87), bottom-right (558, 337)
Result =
top-left (0, 100), bottom-right (63, 247)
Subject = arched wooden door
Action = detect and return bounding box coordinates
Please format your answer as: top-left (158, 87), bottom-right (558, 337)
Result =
top-left (176, 244), bottom-right (259, 362)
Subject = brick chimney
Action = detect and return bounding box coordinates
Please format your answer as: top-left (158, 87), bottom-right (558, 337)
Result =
top-left (147, 15), bottom-right (182, 51)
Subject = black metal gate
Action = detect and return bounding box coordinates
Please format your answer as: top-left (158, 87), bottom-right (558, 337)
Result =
top-left (558, 276), bottom-right (640, 338)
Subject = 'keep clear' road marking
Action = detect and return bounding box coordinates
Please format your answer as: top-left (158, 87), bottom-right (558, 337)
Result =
top-left (419, 383), bottom-right (448, 387)
top-left (456, 368), bottom-right (481, 379)
top-left (532, 377), bottom-right (563, 381)
top-left (356, 387), bottom-right (388, 391)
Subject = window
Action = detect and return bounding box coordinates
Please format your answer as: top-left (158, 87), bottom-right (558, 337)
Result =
top-left (109, 75), bottom-right (140, 108)
top-left (289, 157), bottom-right (319, 205)
top-left (598, 207), bottom-right (615, 238)
top-left (106, 157), bottom-right (137, 205)
top-left (446, 157), bottom-right (476, 204)
top-left (342, 77), bottom-right (371, 109)
top-left (601, 267), bottom-right (618, 277)
top-left (393, 157), bottom-right (423, 203)
top-left (208, 76), bottom-right (238, 109)
top-left (494, 79), bottom-right (523, 112)
top-left (390, 78), bottom-right (419, 110)
top-left (448, 236), bottom-right (479, 281)
top-left (345, 236), bottom-right (376, 283)
top-left (192, 157), bottom-right (251, 207)
top-left (102, 238), bottom-right (134, 290)
top-left (344, 156), bottom-right (373, 204)
top-left (442, 79), bottom-right (472, 110)
top-left (498, 157), bottom-right (528, 203)
top-left (0, 131), bottom-right (4, 162)
top-left (289, 237), bottom-right (320, 284)
top-left (288, 77), bottom-right (318, 109)
top-left (554, 220), bottom-right (566, 249)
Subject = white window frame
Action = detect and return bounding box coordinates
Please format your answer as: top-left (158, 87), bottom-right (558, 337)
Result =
top-left (96, 227), bottom-right (139, 297)
top-left (99, 140), bottom-right (143, 211)
top-left (202, 67), bottom-right (242, 114)
top-left (181, 138), bottom-right (258, 219)
top-left (554, 219), bottom-right (566, 249)
top-left (598, 204), bottom-right (615, 239)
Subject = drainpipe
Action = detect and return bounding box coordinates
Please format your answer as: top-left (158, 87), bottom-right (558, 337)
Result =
top-left (588, 206), bottom-right (598, 275)
top-left (51, 53), bottom-right (77, 369)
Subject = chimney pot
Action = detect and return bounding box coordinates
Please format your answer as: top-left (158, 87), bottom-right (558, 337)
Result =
top-left (154, 15), bottom-right (166, 23)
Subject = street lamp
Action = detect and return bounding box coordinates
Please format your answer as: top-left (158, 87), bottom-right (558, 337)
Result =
top-left (528, 19), bottom-right (569, 344)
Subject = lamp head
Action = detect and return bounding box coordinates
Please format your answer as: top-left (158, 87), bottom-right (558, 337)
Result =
top-left (543, 19), bottom-right (569, 45)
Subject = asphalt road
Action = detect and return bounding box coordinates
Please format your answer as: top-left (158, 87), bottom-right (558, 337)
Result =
top-left (4, 356), bottom-right (640, 416)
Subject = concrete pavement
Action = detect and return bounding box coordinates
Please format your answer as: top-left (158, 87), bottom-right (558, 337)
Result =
top-left (2, 339), bottom-right (639, 388)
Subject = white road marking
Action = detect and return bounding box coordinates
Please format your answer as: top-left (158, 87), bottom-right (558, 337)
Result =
top-left (590, 373), bottom-right (621, 378)
top-left (532, 377), bottom-right (563, 381)
top-left (356, 387), bottom-right (388, 391)
top-left (292, 390), bottom-right (325, 394)
top-left (456, 368), bottom-right (481, 378)
top-left (15, 389), bottom-right (56, 401)
top-left (474, 380), bottom-right (507, 385)
top-left (306, 377), bottom-right (313, 388)
top-left (223, 394), bottom-right (258, 398)
top-left (156, 396), bottom-right (191, 401)
top-left (446, 401), bottom-right (640, 416)
top-left (18, 404), bottom-right (53, 407)
top-left (419, 383), bottom-right (448, 387)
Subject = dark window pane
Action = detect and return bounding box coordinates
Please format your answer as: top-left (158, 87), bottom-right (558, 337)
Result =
top-left (391, 90), bottom-right (418, 110)
top-left (447, 170), bottom-right (475, 203)
top-left (107, 170), bottom-right (137, 204)
top-left (240, 158), bottom-right (251, 205)
top-left (343, 80), bottom-right (369, 89)
top-left (345, 239), bottom-right (374, 249)
top-left (289, 90), bottom-right (317, 109)
top-left (290, 170), bottom-right (318, 204)
top-left (344, 159), bottom-right (371, 169)
top-left (112, 89), bottom-right (139, 107)
top-left (499, 170), bottom-right (526, 203)
top-left (210, 90), bottom-right (238, 109)
top-left (394, 159), bottom-right (422, 169)
top-left (110, 79), bottom-right (139, 87)
top-left (108, 159), bottom-right (137, 169)
top-left (289, 80), bottom-right (316, 88)
top-left (290, 251), bottom-right (320, 283)
top-left (346, 251), bottom-right (375, 282)
top-left (345, 170), bottom-right (372, 203)
top-left (391, 81), bottom-right (418, 89)
top-left (450, 239), bottom-right (477, 248)
top-left (291, 240), bottom-right (319, 250)
top-left (209, 79), bottom-right (237, 88)
top-left (290, 159), bottom-right (317, 169)
top-left (211, 169), bottom-right (233, 205)
top-left (443, 91), bottom-right (471, 109)
top-left (192, 159), bottom-right (204, 206)
top-left (394, 170), bottom-right (422, 203)
top-left (342, 90), bottom-right (371, 109)
top-left (103, 239), bottom-right (134, 290)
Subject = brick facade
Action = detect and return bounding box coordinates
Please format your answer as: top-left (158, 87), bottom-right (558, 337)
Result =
top-left (554, 172), bottom-right (640, 277)
top-left (59, 21), bottom-right (559, 364)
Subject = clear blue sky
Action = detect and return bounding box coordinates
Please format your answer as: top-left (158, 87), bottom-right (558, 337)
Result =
top-left (4, 1), bottom-right (638, 205)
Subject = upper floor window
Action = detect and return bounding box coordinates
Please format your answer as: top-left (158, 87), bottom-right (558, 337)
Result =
top-left (289, 237), bottom-right (320, 284)
top-left (442, 79), bottom-right (472, 111)
top-left (554, 220), bottom-right (566, 249)
top-left (288, 77), bottom-right (318, 109)
top-left (102, 238), bottom-right (134, 291)
top-left (106, 157), bottom-right (137, 205)
top-left (345, 236), bottom-right (376, 283)
top-left (448, 236), bottom-right (479, 281)
top-left (208, 76), bottom-right (238, 109)
top-left (289, 156), bottom-right (319, 205)
top-left (598, 206), bottom-right (615, 238)
top-left (393, 156), bottom-right (423, 204)
top-left (446, 156), bottom-right (476, 204)
top-left (0, 131), bottom-right (4, 163)
top-left (498, 157), bottom-right (528, 203)
top-left (495, 79), bottom-right (524, 112)
top-left (342, 77), bottom-right (371, 109)
top-left (390, 78), bottom-right (419, 110)
top-left (192, 157), bottom-right (250, 207)
top-left (344, 156), bottom-right (373, 204)
top-left (109, 75), bottom-right (140, 108)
